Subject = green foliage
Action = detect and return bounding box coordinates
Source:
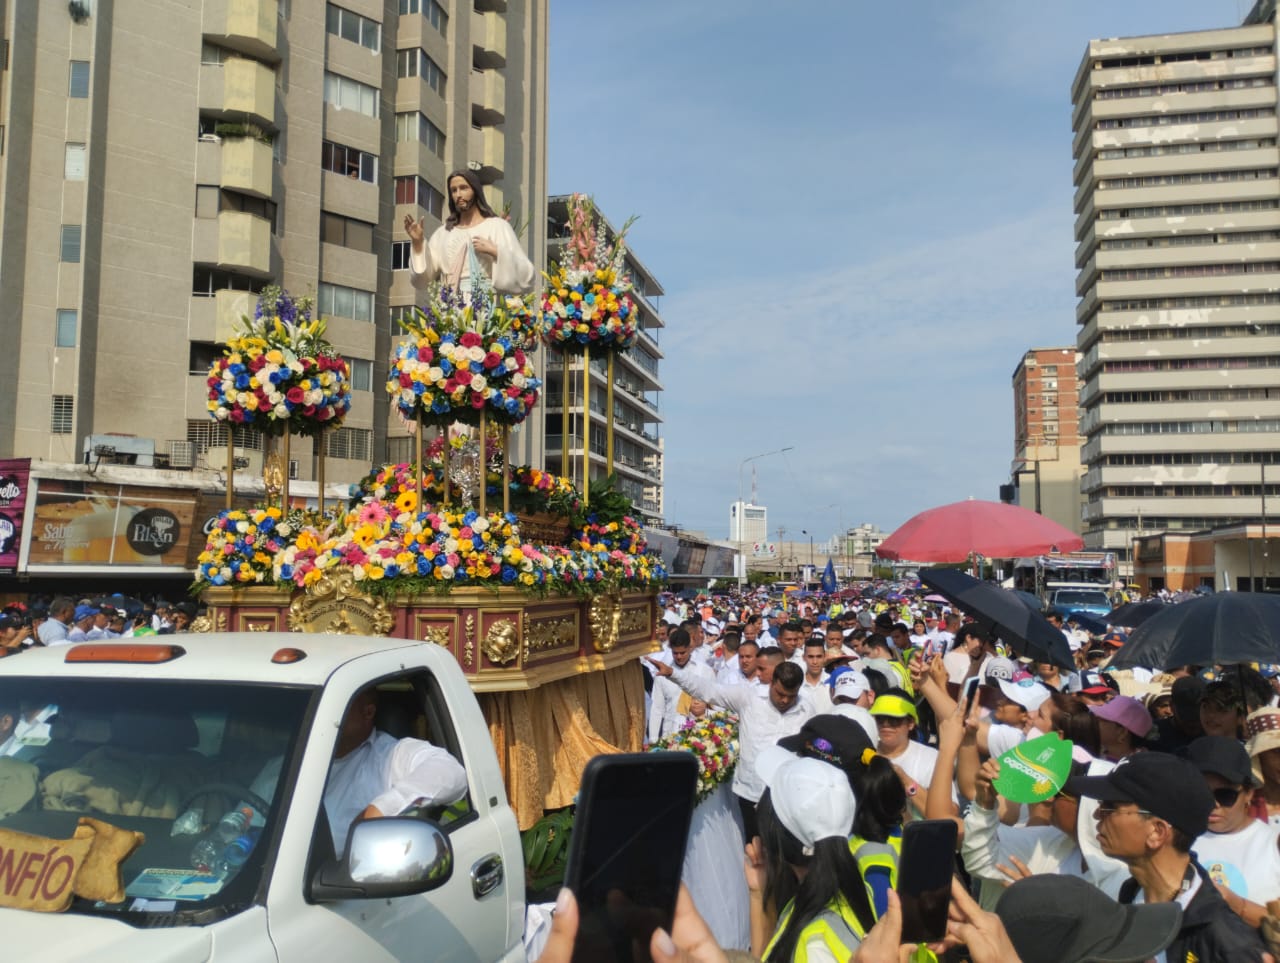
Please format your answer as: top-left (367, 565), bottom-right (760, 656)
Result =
top-left (522, 808), bottom-right (574, 894)
top-left (872, 564), bottom-right (896, 579)
top-left (572, 473), bottom-right (634, 529)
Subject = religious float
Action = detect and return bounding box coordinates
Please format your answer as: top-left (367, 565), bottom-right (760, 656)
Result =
top-left (191, 208), bottom-right (665, 830)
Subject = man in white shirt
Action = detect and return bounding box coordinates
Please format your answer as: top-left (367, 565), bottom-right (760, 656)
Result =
top-left (775, 620), bottom-right (806, 666)
top-left (323, 688), bottom-right (468, 855)
top-left (717, 638), bottom-right (758, 688)
top-left (647, 629), bottom-right (716, 743)
top-left (799, 638), bottom-right (829, 709)
top-left (647, 657), bottom-right (812, 841)
top-left (37, 597), bottom-right (74, 646)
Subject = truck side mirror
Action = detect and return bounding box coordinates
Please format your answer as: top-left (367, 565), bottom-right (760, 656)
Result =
top-left (309, 817), bottom-right (454, 902)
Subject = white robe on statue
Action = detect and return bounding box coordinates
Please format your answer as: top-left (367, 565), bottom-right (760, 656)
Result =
top-left (409, 217), bottom-right (536, 296)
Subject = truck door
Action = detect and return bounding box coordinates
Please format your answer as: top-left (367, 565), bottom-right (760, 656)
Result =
top-left (267, 663), bottom-right (521, 963)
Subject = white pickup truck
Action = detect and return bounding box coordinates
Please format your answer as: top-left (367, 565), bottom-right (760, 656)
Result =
top-left (0, 634), bottom-right (526, 961)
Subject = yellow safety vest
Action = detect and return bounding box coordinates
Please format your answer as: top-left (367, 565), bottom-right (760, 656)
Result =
top-left (849, 833), bottom-right (902, 919)
top-left (763, 896), bottom-right (867, 963)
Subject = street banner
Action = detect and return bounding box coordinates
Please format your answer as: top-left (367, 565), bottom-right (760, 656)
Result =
top-left (0, 459), bottom-right (31, 574)
top-left (26, 479), bottom-right (197, 569)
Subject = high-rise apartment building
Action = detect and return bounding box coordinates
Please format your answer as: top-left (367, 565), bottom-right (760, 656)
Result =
top-left (543, 195), bottom-right (665, 522)
top-left (0, 0), bottom-right (548, 481)
top-left (1008, 347), bottom-right (1084, 536)
top-left (1072, 8), bottom-right (1280, 562)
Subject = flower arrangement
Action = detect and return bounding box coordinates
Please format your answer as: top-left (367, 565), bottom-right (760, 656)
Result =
top-left (206, 287), bottom-right (352, 437)
top-left (541, 194), bottom-right (639, 355)
top-left (195, 507), bottom-right (296, 586)
top-left (649, 712), bottom-right (739, 803)
top-left (274, 504), bottom-right (555, 592)
top-left (507, 465), bottom-right (581, 516)
top-left (388, 285), bottom-right (541, 427)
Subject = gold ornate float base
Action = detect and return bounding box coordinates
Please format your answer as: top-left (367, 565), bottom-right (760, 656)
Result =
top-left (196, 578), bottom-right (657, 827)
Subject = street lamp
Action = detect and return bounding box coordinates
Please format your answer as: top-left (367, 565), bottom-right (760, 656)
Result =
top-left (800, 529), bottom-right (814, 582)
top-left (736, 446), bottom-right (794, 586)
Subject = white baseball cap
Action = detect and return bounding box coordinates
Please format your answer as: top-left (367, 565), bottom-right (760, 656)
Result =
top-left (997, 678), bottom-right (1053, 713)
top-left (830, 669), bottom-right (871, 702)
top-left (755, 746), bottom-right (856, 852)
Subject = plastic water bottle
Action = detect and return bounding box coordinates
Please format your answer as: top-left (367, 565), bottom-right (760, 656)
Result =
top-left (214, 807), bottom-right (254, 843)
top-left (190, 837), bottom-right (221, 872)
top-left (212, 829), bottom-right (260, 878)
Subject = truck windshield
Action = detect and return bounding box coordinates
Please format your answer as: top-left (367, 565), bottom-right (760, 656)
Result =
top-left (0, 677), bottom-right (313, 923)
top-left (1054, 590), bottom-right (1109, 607)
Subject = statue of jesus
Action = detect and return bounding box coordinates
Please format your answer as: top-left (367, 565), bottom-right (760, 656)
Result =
top-left (403, 169), bottom-right (536, 298)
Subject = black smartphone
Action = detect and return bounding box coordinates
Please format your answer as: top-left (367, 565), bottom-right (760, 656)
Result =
top-left (897, 818), bottom-right (958, 944)
top-left (960, 675), bottom-right (981, 715)
top-left (563, 751), bottom-right (699, 963)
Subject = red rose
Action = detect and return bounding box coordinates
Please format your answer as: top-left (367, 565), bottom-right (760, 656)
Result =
top-left (470, 394), bottom-right (486, 409)
top-left (286, 387), bottom-right (305, 404)
top-left (483, 351), bottom-right (502, 368)
top-left (230, 409), bottom-right (246, 423)
top-left (459, 332), bottom-right (482, 348)
top-left (400, 372), bottom-right (413, 388)
top-left (418, 346), bottom-right (434, 363)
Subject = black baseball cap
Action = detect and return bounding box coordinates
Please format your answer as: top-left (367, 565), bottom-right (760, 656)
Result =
top-left (1080, 669), bottom-right (1120, 695)
top-left (1185, 735), bottom-right (1254, 787)
top-left (777, 714), bottom-right (875, 772)
top-left (1067, 751), bottom-right (1214, 838)
top-left (995, 875), bottom-right (1181, 963)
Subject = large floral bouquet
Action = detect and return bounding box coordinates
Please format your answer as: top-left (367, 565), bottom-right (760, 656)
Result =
top-left (541, 194), bottom-right (639, 355)
top-left (507, 465), bottom-right (581, 516)
top-left (649, 712), bottom-right (739, 803)
top-left (388, 285), bottom-right (540, 427)
top-left (206, 287), bottom-right (351, 437)
top-left (274, 502), bottom-right (555, 591)
top-left (195, 507), bottom-right (296, 586)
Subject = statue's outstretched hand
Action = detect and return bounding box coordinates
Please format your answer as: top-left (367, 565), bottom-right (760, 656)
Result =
top-left (403, 213), bottom-right (426, 248)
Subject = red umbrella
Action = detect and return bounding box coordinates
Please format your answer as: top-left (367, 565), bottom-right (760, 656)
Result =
top-left (877, 499), bottom-right (1084, 563)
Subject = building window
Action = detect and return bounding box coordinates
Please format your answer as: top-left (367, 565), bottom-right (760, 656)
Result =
top-left (319, 282), bottom-right (374, 322)
top-left (191, 267), bottom-right (267, 297)
top-left (326, 4), bottom-right (380, 51)
top-left (396, 48), bottom-right (446, 96)
top-left (68, 61), bottom-right (89, 98)
top-left (64, 143), bottom-right (86, 180)
top-left (51, 396), bottom-right (74, 434)
top-left (55, 309), bottom-right (77, 348)
top-left (347, 358), bottom-right (373, 391)
top-left (60, 225), bottom-right (81, 263)
top-left (393, 175), bottom-right (444, 218)
top-left (398, 0), bottom-right (447, 35)
top-left (201, 42), bottom-right (229, 65)
top-left (395, 112), bottom-right (445, 157)
top-left (327, 426), bottom-right (373, 461)
top-left (323, 71), bottom-right (379, 118)
top-left (220, 189), bottom-right (279, 233)
top-left (320, 140), bottom-right (377, 182)
top-left (392, 240), bottom-right (411, 270)
top-left (321, 212), bottom-right (374, 253)
top-left (390, 304), bottom-right (417, 329)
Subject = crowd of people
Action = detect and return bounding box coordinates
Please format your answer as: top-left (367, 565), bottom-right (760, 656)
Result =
top-left (617, 585), bottom-right (1280, 962)
top-left (0, 594), bottom-right (202, 651)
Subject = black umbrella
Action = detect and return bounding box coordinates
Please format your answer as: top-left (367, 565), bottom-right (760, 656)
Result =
top-left (920, 568), bottom-right (1075, 670)
top-left (1108, 593), bottom-right (1280, 671)
top-left (1064, 611), bottom-right (1108, 636)
top-left (1103, 599), bottom-right (1165, 628)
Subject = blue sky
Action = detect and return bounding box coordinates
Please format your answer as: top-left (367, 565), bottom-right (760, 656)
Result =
top-left (547, 0), bottom-right (1252, 544)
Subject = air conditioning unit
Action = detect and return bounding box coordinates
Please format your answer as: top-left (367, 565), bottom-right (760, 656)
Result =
top-left (168, 440), bottom-right (196, 469)
top-left (207, 447), bottom-right (263, 475)
top-left (198, 133), bottom-right (221, 143)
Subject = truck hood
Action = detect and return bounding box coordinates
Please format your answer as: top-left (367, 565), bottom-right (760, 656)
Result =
top-left (0, 908), bottom-right (212, 962)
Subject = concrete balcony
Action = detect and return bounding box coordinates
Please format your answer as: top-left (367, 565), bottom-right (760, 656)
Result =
top-left (473, 10), bottom-right (507, 66)
top-left (200, 57), bottom-right (276, 126)
top-left (217, 211), bottom-right (272, 276)
top-left (472, 68), bottom-right (506, 124)
top-left (471, 125), bottom-right (503, 178)
top-left (220, 136), bottom-right (274, 199)
top-left (189, 288), bottom-right (254, 343)
top-left (204, 0), bottom-right (279, 62)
